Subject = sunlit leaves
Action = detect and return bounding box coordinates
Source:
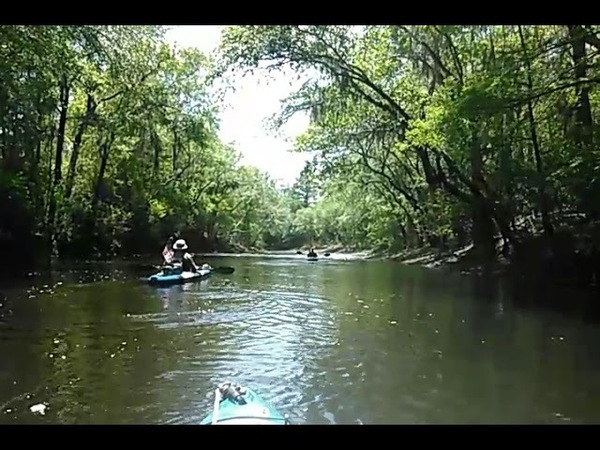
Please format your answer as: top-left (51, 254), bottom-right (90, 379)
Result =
top-left (217, 24), bottom-right (600, 254)
top-left (5, 23), bottom-right (600, 261)
top-left (0, 24), bottom-right (298, 256)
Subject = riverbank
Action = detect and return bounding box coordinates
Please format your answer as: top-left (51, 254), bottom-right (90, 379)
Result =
top-left (308, 237), bottom-right (600, 290)
top-left (5, 227), bottom-right (598, 291)
top-left (296, 243), bottom-right (481, 267)
top-left (368, 241), bottom-right (599, 290)
top-left (364, 244), bottom-right (504, 272)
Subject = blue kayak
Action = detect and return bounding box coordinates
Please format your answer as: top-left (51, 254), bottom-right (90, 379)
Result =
top-left (201, 382), bottom-right (289, 425)
top-left (147, 267), bottom-right (212, 285)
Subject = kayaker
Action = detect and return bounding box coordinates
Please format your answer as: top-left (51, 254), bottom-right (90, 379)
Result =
top-left (162, 236), bottom-right (175, 264)
top-left (171, 238), bottom-right (200, 272)
top-left (307, 248), bottom-right (317, 258)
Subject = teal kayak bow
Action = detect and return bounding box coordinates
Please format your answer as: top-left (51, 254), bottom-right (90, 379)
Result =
top-left (200, 382), bottom-right (290, 425)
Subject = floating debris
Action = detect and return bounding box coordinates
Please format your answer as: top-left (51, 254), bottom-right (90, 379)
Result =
top-left (30, 403), bottom-right (47, 415)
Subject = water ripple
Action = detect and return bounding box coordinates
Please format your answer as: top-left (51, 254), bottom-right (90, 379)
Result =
top-left (3, 258), bottom-right (600, 425)
top-left (128, 274), bottom-right (341, 423)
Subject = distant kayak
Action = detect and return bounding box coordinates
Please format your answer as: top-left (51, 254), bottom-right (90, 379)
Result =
top-left (147, 267), bottom-right (212, 285)
top-left (296, 250), bottom-right (330, 261)
top-left (201, 382), bottom-right (289, 425)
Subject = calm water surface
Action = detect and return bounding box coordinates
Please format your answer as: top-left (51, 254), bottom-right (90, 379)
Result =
top-left (1, 254), bottom-right (599, 424)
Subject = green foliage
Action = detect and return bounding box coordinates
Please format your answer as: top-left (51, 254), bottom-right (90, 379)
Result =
top-left (4, 25), bottom-right (600, 269)
top-left (215, 25), bottom-right (600, 256)
top-left (0, 25), bottom-right (303, 263)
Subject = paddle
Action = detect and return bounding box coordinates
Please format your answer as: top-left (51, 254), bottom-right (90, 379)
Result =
top-left (185, 253), bottom-right (236, 273)
top-left (212, 266), bottom-right (235, 274)
top-left (296, 250), bottom-right (331, 257)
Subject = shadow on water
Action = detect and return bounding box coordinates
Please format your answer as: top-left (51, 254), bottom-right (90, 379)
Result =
top-left (0, 256), bottom-right (600, 424)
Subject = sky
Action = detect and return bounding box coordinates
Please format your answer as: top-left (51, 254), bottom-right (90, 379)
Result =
top-left (164, 25), bottom-right (312, 186)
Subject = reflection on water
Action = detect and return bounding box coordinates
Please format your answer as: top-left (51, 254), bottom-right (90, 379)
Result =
top-left (1, 257), bottom-right (600, 424)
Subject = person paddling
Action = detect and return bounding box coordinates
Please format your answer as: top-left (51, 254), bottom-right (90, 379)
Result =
top-left (171, 239), bottom-right (201, 272)
top-left (307, 248), bottom-right (317, 258)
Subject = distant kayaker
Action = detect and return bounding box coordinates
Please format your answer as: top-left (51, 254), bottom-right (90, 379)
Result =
top-left (307, 248), bottom-right (317, 258)
top-left (171, 238), bottom-right (200, 272)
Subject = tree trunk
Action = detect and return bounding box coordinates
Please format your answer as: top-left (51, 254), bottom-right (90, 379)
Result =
top-left (469, 136), bottom-right (497, 261)
top-left (518, 25), bottom-right (553, 236)
top-left (65, 93), bottom-right (96, 200)
top-left (567, 25), bottom-right (597, 217)
top-left (46, 73), bottom-right (70, 254)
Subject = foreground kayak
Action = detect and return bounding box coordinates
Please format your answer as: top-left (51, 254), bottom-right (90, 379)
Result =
top-left (201, 382), bottom-right (289, 425)
top-left (147, 267), bottom-right (212, 285)
top-left (307, 256), bottom-right (318, 262)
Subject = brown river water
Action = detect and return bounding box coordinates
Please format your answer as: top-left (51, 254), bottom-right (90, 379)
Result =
top-left (1, 253), bottom-right (599, 424)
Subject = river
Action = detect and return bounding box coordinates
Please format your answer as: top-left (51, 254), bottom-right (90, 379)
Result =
top-left (1, 253), bottom-right (599, 424)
